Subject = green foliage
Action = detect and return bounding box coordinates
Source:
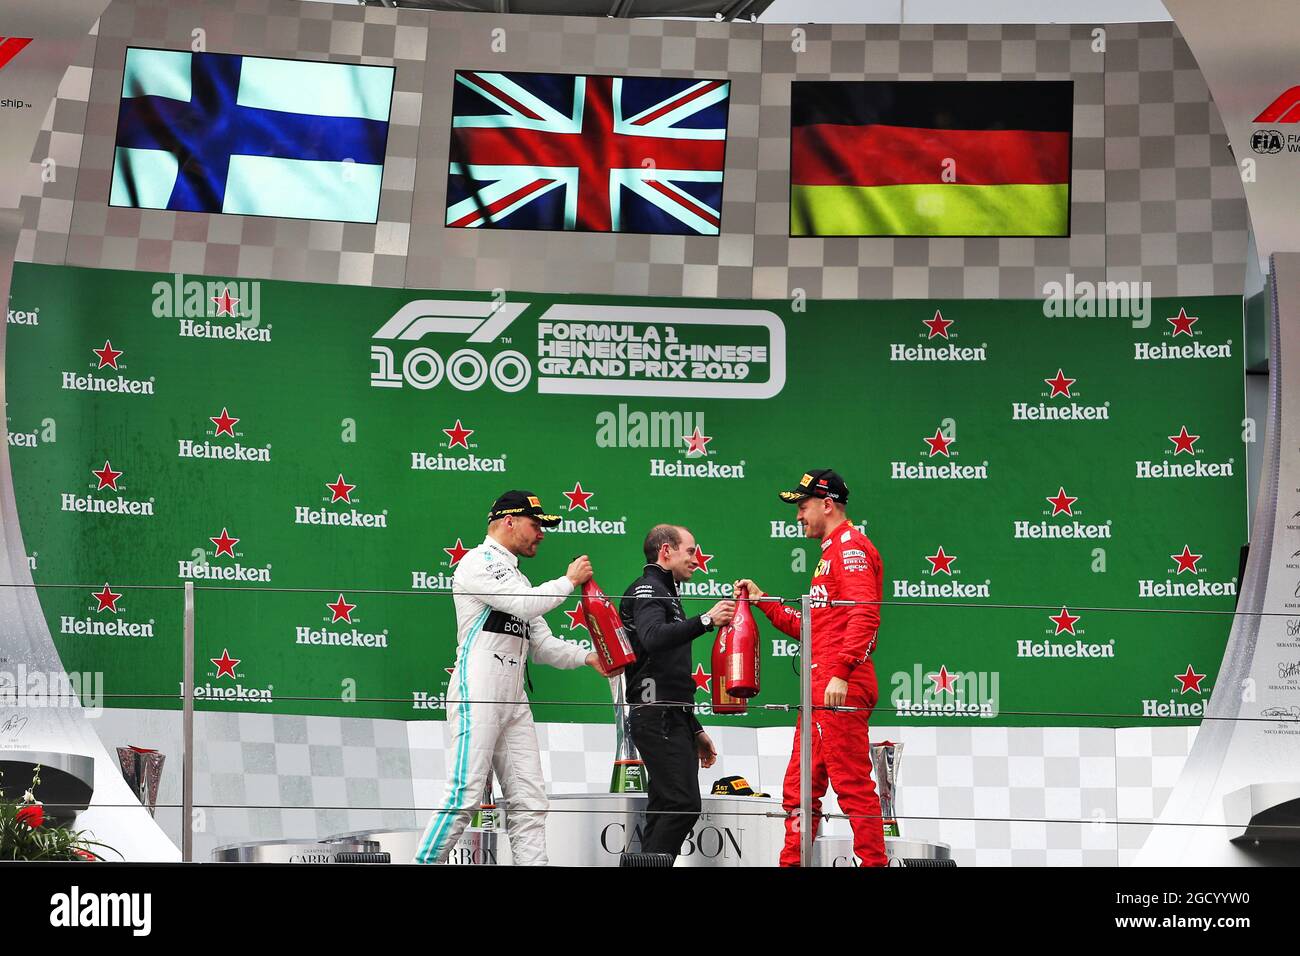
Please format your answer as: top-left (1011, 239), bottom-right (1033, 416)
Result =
top-left (0, 765), bottom-right (119, 862)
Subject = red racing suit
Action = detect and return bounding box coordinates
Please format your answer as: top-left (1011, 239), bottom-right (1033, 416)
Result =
top-left (758, 519), bottom-right (887, 867)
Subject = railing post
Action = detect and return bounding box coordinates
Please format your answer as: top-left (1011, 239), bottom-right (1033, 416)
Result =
top-left (183, 580), bottom-right (194, 863)
top-left (799, 592), bottom-right (813, 867)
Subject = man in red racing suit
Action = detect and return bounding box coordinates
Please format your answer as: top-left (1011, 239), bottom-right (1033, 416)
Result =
top-left (736, 468), bottom-right (887, 867)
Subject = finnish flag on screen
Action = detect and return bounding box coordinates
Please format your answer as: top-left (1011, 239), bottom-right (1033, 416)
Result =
top-left (110, 48), bottom-right (395, 223)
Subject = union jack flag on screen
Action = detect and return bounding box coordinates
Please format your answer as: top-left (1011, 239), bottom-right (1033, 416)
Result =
top-left (445, 71), bottom-right (731, 235)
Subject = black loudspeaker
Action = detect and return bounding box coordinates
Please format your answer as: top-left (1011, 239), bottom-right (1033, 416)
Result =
top-left (619, 852), bottom-right (675, 868)
top-left (896, 857), bottom-right (957, 867)
top-left (332, 852), bottom-right (391, 864)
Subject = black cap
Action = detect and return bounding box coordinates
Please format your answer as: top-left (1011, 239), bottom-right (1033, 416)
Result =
top-left (710, 775), bottom-right (768, 798)
top-left (487, 490), bottom-right (562, 528)
top-left (778, 468), bottom-right (849, 504)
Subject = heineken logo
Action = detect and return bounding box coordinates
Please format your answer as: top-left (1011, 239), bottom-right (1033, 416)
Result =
top-left (1138, 546), bottom-right (1237, 597)
top-left (179, 559), bottom-right (270, 582)
top-left (547, 516), bottom-right (628, 535)
top-left (770, 519), bottom-right (865, 539)
top-left (563, 481), bottom-right (595, 511)
top-left (61, 461), bottom-right (154, 516)
top-left (1133, 310), bottom-right (1232, 360)
top-left (412, 690), bottom-right (447, 711)
top-left (411, 451), bottom-right (506, 472)
top-left (7, 306), bottom-right (39, 326)
top-left (181, 405), bottom-right (272, 464)
top-left (411, 419), bottom-right (507, 472)
top-left (296, 625), bottom-right (389, 650)
top-left (291, 475), bottom-right (388, 528)
top-left (650, 458), bottom-right (745, 478)
top-left (443, 539), bottom-right (470, 566)
top-left (891, 460), bottom-right (988, 480)
top-left (189, 648), bottom-right (273, 701)
top-left (1141, 698), bottom-right (1205, 718)
top-left (412, 570), bottom-right (456, 590)
top-left (889, 311), bottom-right (986, 362)
top-left (59, 583), bottom-right (155, 638)
top-left (1015, 487), bottom-right (1110, 539)
top-left (680, 578), bottom-right (733, 598)
top-left (892, 428), bottom-right (988, 479)
top-left (1018, 638), bottom-right (1114, 659)
top-left (892, 546), bottom-right (991, 598)
top-left (61, 341), bottom-right (155, 396)
top-left (1012, 369), bottom-right (1109, 421)
top-left (443, 420), bottom-right (474, 448)
top-left (1135, 427), bottom-right (1234, 478)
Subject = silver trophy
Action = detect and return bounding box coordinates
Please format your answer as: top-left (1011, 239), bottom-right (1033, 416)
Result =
top-left (116, 745), bottom-right (164, 817)
top-left (609, 675), bottom-right (647, 792)
top-left (871, 741), bottom-right (902, 838)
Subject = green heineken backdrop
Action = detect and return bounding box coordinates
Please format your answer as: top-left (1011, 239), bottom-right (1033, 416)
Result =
top-left (5, 262), bottom-right (1247, 726)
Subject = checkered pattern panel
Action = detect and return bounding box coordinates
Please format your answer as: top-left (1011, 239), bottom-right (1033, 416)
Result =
top-left (405, 12), bottom-right (763, 299)
top-left (88, 708), bottom-right (1192, 864)
top-left (751, 23), bottom-right (1107, 301)
top-left (87, 708), bottom-right (417, 861)
top-left (56, 0), bottom-right (426, 287)
top-left (1104, 22), bottom-right (1249, 298)
top-left (12, 23), bottom-right (98, 267)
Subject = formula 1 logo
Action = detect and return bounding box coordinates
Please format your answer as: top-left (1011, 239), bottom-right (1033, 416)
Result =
top-left (0, 38), bottom-right (32, 72)
top-left (371, 299), bottom-right (532, 392)
top-left (371, 298), bottom-right (786, 400)
top-left (1254, 86), bottom-right (1300, 123)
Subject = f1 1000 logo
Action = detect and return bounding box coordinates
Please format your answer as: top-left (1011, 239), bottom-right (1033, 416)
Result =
top-left (371, 299), bottom-right (786, 400)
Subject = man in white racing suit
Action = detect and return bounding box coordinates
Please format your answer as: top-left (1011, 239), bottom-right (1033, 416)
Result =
top-left (413, 490), bottom-right (611, 865)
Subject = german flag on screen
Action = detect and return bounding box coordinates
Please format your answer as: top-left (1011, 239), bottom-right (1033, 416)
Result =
top-left (790, 80), bottom-right (1072, 237)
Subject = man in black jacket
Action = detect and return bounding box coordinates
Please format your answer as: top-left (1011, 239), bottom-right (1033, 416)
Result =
top-left (620, 524), bottom-right (735, 858)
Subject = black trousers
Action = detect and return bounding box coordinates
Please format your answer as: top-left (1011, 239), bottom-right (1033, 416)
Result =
top-left (629, 705), bottom-right (702, 857)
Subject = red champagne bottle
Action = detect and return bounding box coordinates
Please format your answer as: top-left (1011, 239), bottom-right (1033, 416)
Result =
top-left (580, 578), bottom-right (637, 672)
top-left (711, 589), bottom-right (749, 714)
top-left (723, 586), bottom-right (761, 698)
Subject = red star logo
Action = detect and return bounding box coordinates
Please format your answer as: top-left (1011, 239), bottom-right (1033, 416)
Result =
top-left (327, 593), bottom-right (356, 624)
top-left (695, 547), bottom-right (714, 574)
top-left (443, 538), bottom-right (470, 566)
top-left (211, 649), bottom-right (240, 680)
top-left (93, 583), bottom-right (122, 613)
top-left (564, 604), bottom-right (588, 630)
top-left (1047, 487), bottom-right (1078, 517)
top-left (443, 420), bottom-right (473, 449)
top-left (692, 664), bottom-right (712, 693)
top-left (923, 428), bottom-right (953, 457)
top-left (1044, 369), bottom-right (1075, 398)
top-left (327, 474), bottom-right (355, 503)
top-left (928, 665), bottom-right (959, 695)
top-left (683, 427), bottom-right (713, 457)
top-left (1167, 308), bottom-right (1198, 337)
top-left (211, 288), bottom-right (240, 317)
top-left (563, 481), bottom-right (593, 511)
top-left (1050, 607), bottom-right (1080, 635)
top-left (923, 310), bottom-right (953, 339)
top-left (1171, 545), bottom-right (1203, 575)
top-left (925, 547), bottom-right (956, 575)
top-left (92, 460), bottom-right (122, 491)
top-left (93, 340), bottom-right (123, 369)
top-left (210, 527), bottom-right (239, 558)
top-left (1168, 426), bottom-right (1200, 456)
top-left (1175, 665), bottom-right (1206, 694)
top-left (210, 407), bottom-right (239, 437)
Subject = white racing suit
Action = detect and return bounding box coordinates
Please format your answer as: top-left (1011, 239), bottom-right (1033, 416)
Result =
top-left (413, 537), bottom-right (587, 865)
